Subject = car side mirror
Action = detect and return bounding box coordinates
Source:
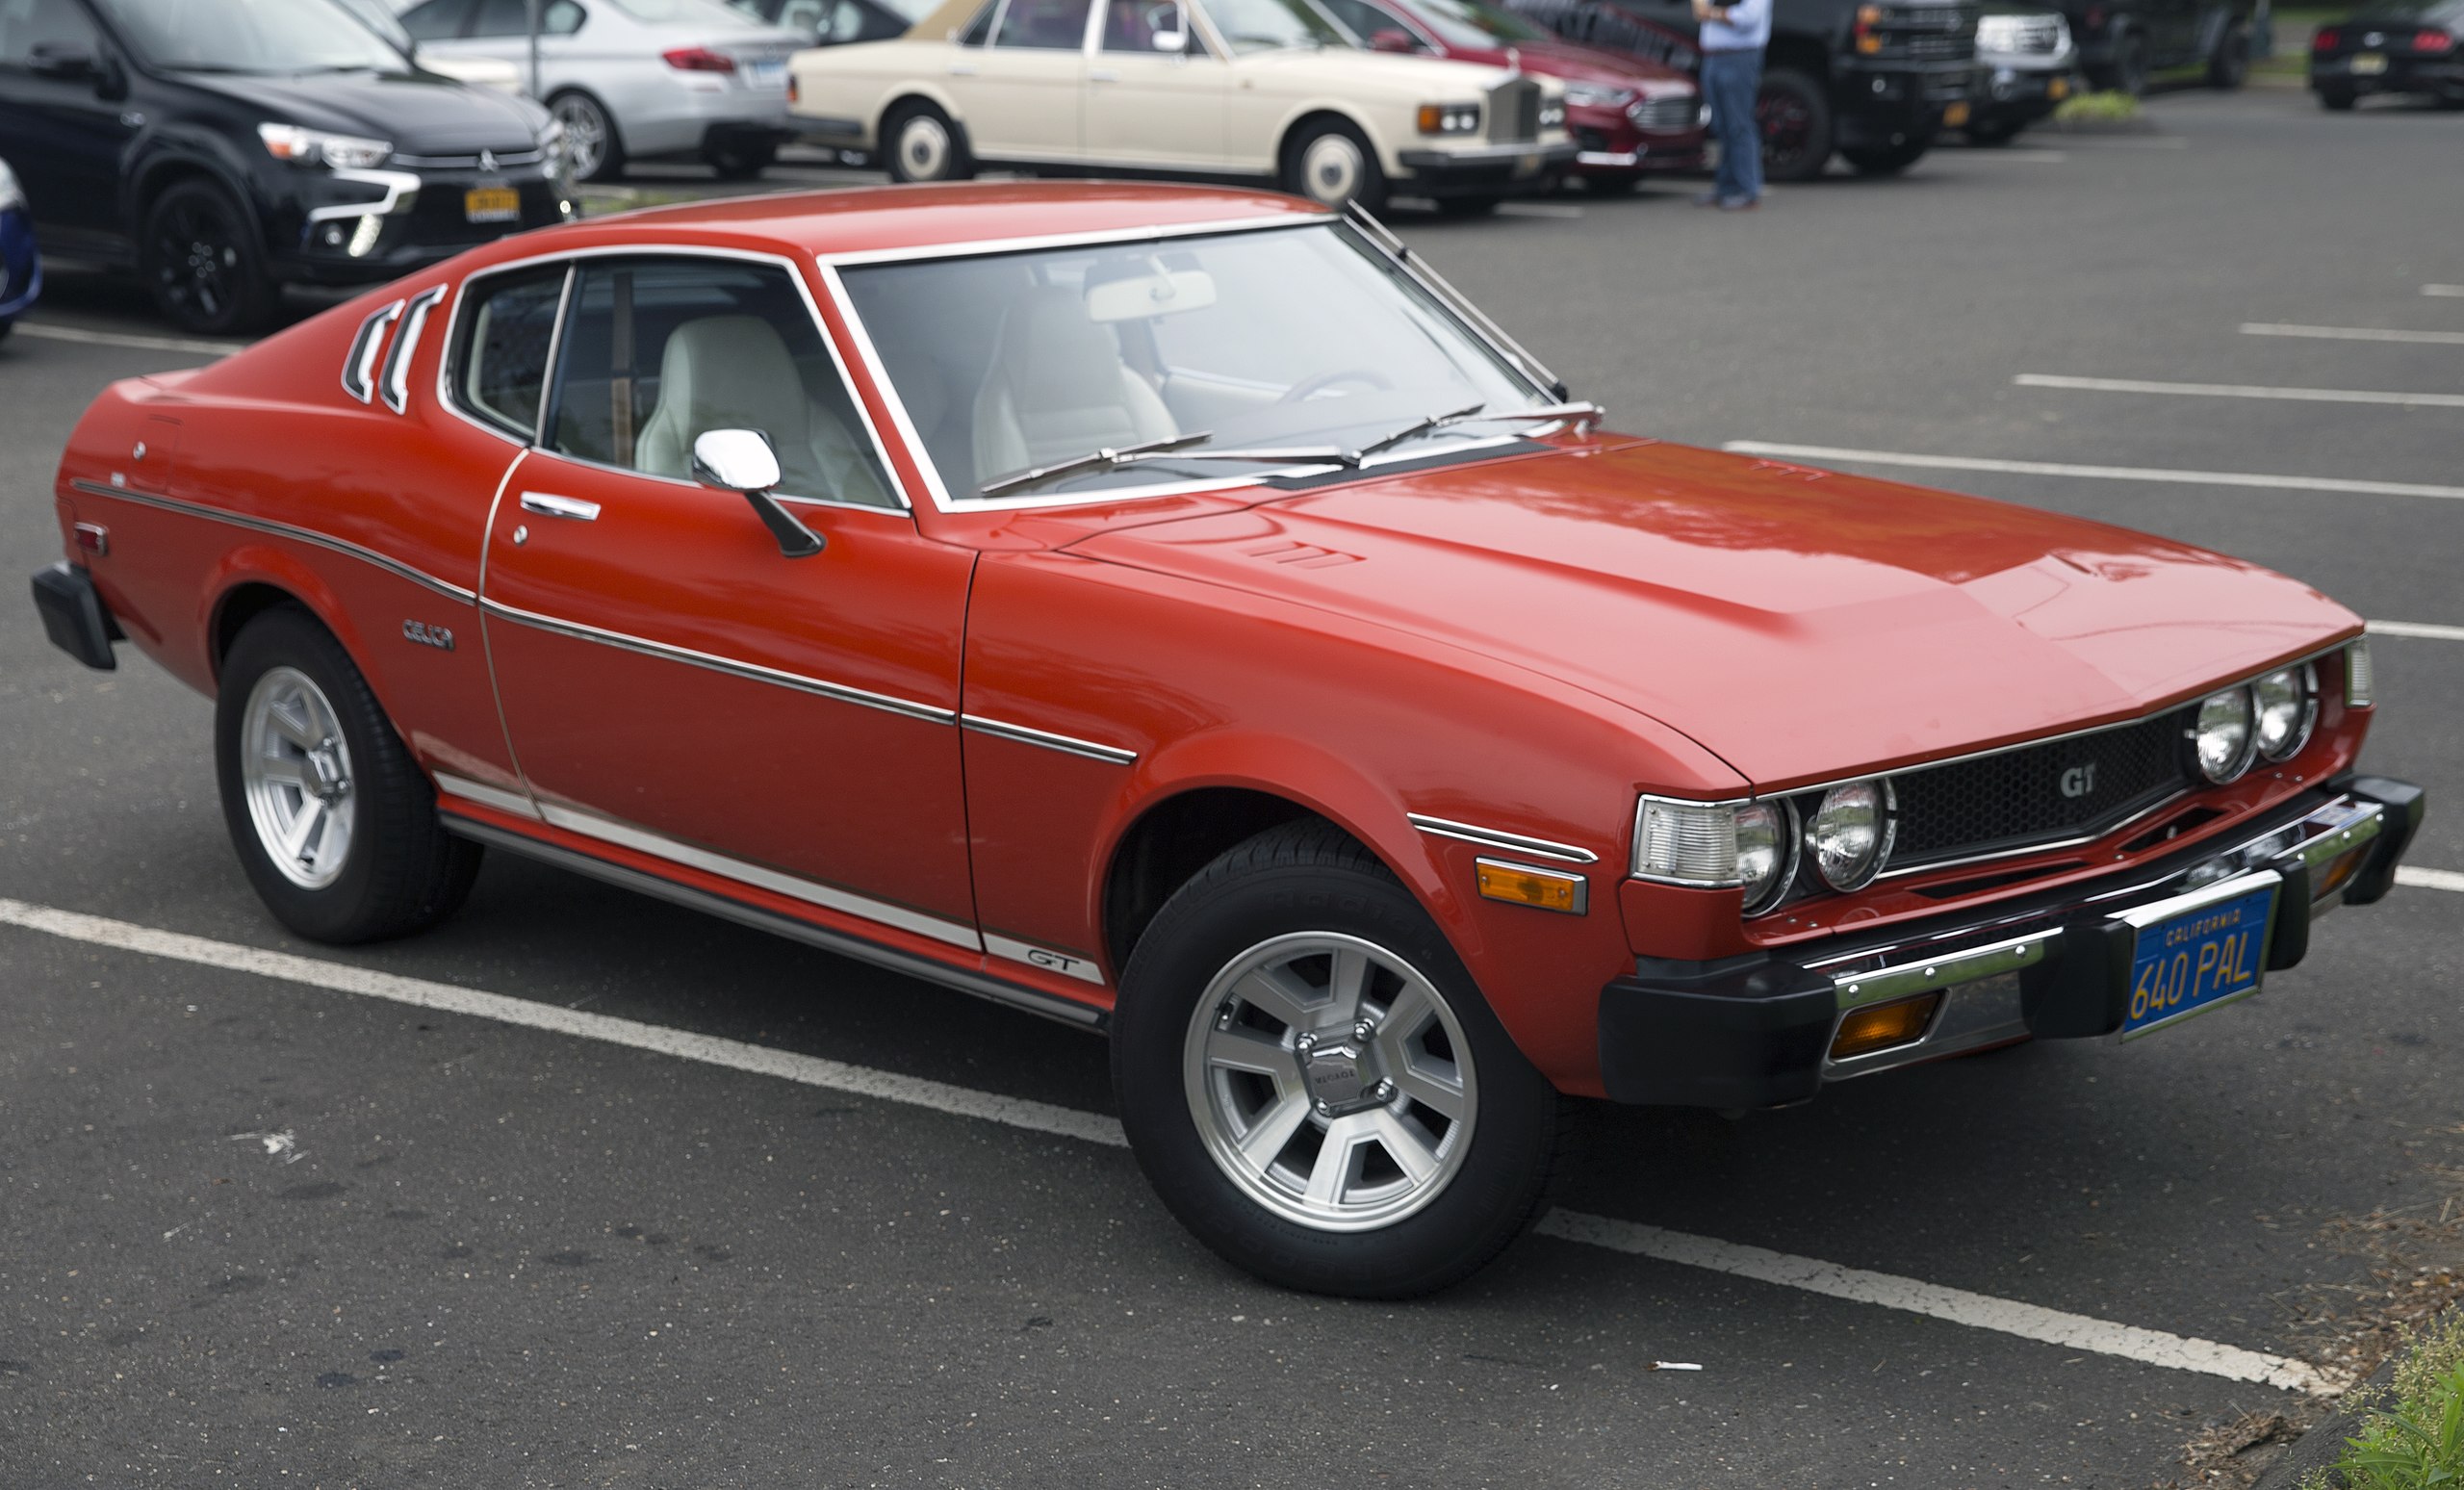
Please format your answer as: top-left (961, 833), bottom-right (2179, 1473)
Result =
top-left (1368, 26), bottom-right (1418, 50)
top-left (691, 428), bottom-right (825, 559)
top-left (27, 42), bottom-right (100, 82)
top-left (1147, 2), bottom-right (1188, 50)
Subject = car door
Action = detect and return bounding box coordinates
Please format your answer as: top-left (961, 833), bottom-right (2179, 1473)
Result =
top-left (1083, 0), bottom-right (1227, 166)
top-left (0, 0), bottom-right (137, 245)
top-left (475, 251), bottom-right (983, 949)
top-left (956, 0), bottom-right (1091, 162)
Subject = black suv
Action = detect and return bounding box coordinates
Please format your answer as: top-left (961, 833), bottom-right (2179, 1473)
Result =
top-left (2053, 0), bottom-right (2253, 92)
top-left (0, 0), bottom-right (573, 334)
top-left (1505, 0), bottom-right (1980, 180)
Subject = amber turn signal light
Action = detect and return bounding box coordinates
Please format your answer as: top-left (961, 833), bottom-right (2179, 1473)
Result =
top-left (1830, 993), bottom-right (1940, 1060)
top-left (2314, 845), bottom-right (2368, 901)
top-left (1475, 859), bottom-right (1586, 914)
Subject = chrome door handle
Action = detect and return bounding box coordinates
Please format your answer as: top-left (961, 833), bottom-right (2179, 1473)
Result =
top-left (1089, 67), bottom-right (1118, 81)
top-left (948, 61), bottom-right (977, 74)
top-left (519, 492), bottom-right (601, 521)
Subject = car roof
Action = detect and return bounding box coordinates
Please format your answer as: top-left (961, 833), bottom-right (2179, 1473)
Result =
top-left (521, 181), bottom-right (1331, 263)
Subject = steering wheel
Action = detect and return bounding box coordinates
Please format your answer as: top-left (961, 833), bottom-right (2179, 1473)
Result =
top-left (1278, 368), bottom-right (1397, 404)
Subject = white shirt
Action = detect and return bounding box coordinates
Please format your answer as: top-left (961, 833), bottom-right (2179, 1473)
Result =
top-left (1701, 0), bottom-right (1771, 51)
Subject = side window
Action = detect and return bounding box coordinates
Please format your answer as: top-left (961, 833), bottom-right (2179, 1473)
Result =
top-left (0, 0), bottom-right (102, 70)
top-left (544, 257), bottom-right (898, 510)
top-left (544, 0), bottom-right (585, 33)
top-left (992, 0), bottom-right (1091, 47)
top-left (956, 0), bottom-right (999, 43)
top-left (1099, 0), bottom-right (1187, 50)
top-left (450, 264), bottom-right (567, 440)
top-left (1316, 0), bottom-right (1417, 45)
top-left (470, 0), bottom-right (548, 38)
top-left (398, 0), bottom-right (477, 40)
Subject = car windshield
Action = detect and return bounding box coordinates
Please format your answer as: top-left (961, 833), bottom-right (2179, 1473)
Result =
top-left (94, 0), bottom-right (409, 71)
top-left (1410, 0), bottom-right (1550, 46)
top-left (1198, 0), bottom-right (1344, 50)
top-left (835, 222), bottom-right (1557, 502)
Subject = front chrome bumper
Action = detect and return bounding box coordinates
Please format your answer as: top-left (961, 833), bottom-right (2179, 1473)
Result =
top-left (1596, 777), bottom-right (2426, 1109)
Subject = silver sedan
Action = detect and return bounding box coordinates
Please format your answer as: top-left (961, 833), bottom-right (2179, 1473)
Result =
top-left (398, 0), bottom-right (807, 180)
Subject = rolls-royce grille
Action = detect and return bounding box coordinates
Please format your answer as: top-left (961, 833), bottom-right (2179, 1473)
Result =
top-left (1888, 708), bottom-right (2194, 866)
top-left (1488, 78), bottom-right (1543, 143)
top-left (1630, 94), bottom-right (1698, 132)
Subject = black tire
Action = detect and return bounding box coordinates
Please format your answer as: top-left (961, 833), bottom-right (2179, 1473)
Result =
top-left (1963, 116), bottom-right (2025, 145)
top-left (1279, 116), bottom-right (1388, 212)
top-left (1755, 67), bottom-right (1834, 182)
top-left (1433, 194), bottom-right (1502, 217)
top-left (141, 178), bottom-right (274, 337)
top-left (215, 605), bottom-right (482, 944)
top-left (880, 99), bottom-right (975, 183)
top-left (1840, 137), bottom-right (1931, 174)
top-left (549, 90), bottom-right (626, 183)
top-left (703, 139), bottom-right (778, 181)
top-left (1111, 822), bottom-right (1561, 1298)
top-left (0, 319), bottom-right (13, 343)
top-left (2107, 31), bottom-right (2150, 96)
top-left (2207, 21), bottom-right (2250, 89)
top-left (2318, 86), bottom-right (2357, 110)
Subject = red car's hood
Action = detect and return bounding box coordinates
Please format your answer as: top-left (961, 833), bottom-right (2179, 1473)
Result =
top-left (1064, 440), bottom-right (2361, 788)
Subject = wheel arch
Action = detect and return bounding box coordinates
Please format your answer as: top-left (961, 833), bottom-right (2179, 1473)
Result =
top-left (1762, 36), bottom-right (1830, 82)
top-left (126, 148), bottom-right (268, 259)
top-left (200, 552), bottom-right (385, 701)
top-left (1274, 105), bottom-right (1393, 177)
top-left (877, 87), bottom-right (971, 145)
top-left (545, 84), bottom-right (631, 156)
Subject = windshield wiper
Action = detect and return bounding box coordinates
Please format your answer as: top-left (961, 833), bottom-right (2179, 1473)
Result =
top-left (1348, 400), bottom-right (1604, 463)
top-left (976, 435), bottom-right (1352, 500)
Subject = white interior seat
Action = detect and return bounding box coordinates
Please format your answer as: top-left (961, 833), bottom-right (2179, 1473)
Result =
top-left (972, 286), bottom-right (1178, 486)
top-left (637, 314), bottom-right (886, 507)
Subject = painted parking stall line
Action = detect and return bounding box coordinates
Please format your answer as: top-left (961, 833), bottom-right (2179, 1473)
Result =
top-left (2424, 286), bottom-right (2464, 298)
top-left (2367, 620), bottom-right (2464, 643)
top-left (1721, 441), bottom-right (2464, 501)
top-left (2242, 322), bottom-right (2464, 347)
top-left (0, 895), bottom-right (2371, 1395)
top-left (2397, 866), bottom-right (2464, 893)
top-left (2014, 372), bottom-right (2464, 409)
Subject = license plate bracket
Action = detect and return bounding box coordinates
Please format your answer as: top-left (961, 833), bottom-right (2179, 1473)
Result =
top-left (465, 185), bottom-right (521, 224)
top-left (2118, 873), bottom-right (2280, 1040)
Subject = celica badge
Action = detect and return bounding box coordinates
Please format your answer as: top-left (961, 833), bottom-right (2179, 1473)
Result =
top-left (403, 620), bottom-right (456, 652)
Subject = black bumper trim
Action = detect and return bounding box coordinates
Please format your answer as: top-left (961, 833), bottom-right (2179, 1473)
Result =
top-left (30, 561), bottom-right (118, 671)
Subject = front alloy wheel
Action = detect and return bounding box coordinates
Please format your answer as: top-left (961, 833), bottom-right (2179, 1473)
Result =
top-left (550, 91), bottom-right (623, 182)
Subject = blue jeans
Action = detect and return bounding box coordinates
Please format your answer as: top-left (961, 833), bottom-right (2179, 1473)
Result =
top-left (1702, 48), bottom-right (1765, 203)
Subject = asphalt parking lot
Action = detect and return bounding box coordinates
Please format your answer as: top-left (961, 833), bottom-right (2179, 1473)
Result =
top-left (5, 87), bottom-right (2460, 1487)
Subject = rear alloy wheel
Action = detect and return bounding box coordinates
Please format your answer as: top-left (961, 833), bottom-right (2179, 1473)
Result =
top-left (216, 606), bottom-right (482, 943)
top-left (2208, 21), bottom-right (2250, 88)
top-left (141, 179), bottom-right (273, 336)
top-left (1281, 118), bottom-right (1388, 212)
top-left (1756, 67), bottom-right (1834, 182)
top-left (550, 90), bottom-right (625, 182)
top-left (882, 101), bottom-right (974, 183)
top-left (1113, 822), bottom-right (1558, 1297)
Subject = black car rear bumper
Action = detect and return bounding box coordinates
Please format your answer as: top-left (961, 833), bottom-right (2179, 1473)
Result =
top-left (2310, 55), bottom-right (2464, 97)
top-left (1598, 777), bottom-right (2426, 1109)
top-left (30, 561), bottom-right (119, 672)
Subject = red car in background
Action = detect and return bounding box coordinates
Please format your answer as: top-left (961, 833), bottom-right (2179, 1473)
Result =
top-left (1316, 0), bottom-right (1706, 188)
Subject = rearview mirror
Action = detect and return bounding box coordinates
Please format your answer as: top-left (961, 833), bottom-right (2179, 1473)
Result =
top-left (691, 428), bottom-right (824, 559)
top-left (1084, 264), bottom-right (1218, 321)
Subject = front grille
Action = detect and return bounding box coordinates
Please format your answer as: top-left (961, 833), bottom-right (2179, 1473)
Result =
top-left (1903, 32), bottom-right (1972, 58)
top-left (1889, 709), bottom-right (2194, 867)
top-left (1630, 93), bottom-right (1698, 131)
top-left (1487, 77), bottom-right (1543, 142)
top-left (394, 147), bottom-right (546, 169)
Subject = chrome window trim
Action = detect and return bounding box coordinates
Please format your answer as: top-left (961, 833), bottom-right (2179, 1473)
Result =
top-left (379, 284), bottom-right (449, 414)
top-left (70, 478), bottom-right (475, 604)
top-left (816, 217), bottom-right (1565, 514)
top-left (527, 264), bottom-right (578, 447)
top-left (1473, 856), bottom-right (1590, 914)
top-left (1342, 200), bottom-right (1565, 398)
top-left (477, 595), bottom-right (955, 724)
top-left (535, 798), bottom-right (984, 950)
top-left (1406, 812), bottom-right (1598, 865)
top-left (435, 244), bottom-right (913, 514)
top-left (960, 713), bottom-right (1138, 764)
top-left (341, 296), bottom-right (404, 404)
top-left (442, 815), bottom-right (1106, 1028)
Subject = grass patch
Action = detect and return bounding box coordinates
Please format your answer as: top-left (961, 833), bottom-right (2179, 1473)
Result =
top-left (2303, 1311), bottom-right (2464, 1490)
top-left (2053, 90), bottom-right (2144, 122)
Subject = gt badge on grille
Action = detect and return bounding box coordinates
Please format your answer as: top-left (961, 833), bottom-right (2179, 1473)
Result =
top-left (2060, 762), bottom-right (2098, 799)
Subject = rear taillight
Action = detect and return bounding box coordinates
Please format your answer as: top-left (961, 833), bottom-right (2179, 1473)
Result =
top-left (2312, 25), bottom-right (2339, 49)
top-left (661, 46), bottom-right (737, 72)
top-left (787, 72), bottom-right (799, 102)
top-left (2415, 28), bottom-right (2455, 50)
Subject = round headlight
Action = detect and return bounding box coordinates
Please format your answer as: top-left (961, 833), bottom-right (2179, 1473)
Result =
top-left (1735, 799), bottom-right (1799, 915)
top-left (2252, 664), bottom-right (2316, 761)
top-left (1807, 779), bottom-right (1894, 892)
top-left (2192, 686), bottom-right (2258, 783)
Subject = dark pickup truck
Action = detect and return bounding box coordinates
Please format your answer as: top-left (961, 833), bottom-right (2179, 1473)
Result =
top-left (1503, 0), bottom-right (1980, 179)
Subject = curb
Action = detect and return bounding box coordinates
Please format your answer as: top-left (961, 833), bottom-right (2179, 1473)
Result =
top-left (2251, 1305), bottom-right (2463, 1490)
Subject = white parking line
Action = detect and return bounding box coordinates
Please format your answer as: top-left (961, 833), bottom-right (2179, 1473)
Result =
top-left (2243, 323), bottom-right (2464, 347)
top-left (1492, 202), bottom-right (1586, 219)
top-left (1723, 441), bottom-right (2464, 501)
top-left (2397, 866), bottom-right (2464, 894)
top-left (2370, 620), bottom-right (2464, 642)
top-left (2014, 372), bottom-right (2464, 409)
top-left (2424, 286), bottom-right (2464, 297)
top-left (12, 322), bottom-right (244, 357)
top-left (0, 895), bottom-right (2355, 1394)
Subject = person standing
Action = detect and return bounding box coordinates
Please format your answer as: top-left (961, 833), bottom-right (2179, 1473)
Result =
top-left (1694, 0), bottom-right (1772, 210)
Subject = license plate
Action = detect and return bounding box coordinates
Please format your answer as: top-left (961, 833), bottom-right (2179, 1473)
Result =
top-left (464, 186), bottom-right (521, 224)
top-left (2120, 880), bottom-right (2277, 1039)
top-left (2351, 51), bottom-right (2388, 74)
top-left (1943, 100), bottom-right (1971, 127)
top-left (748, 57), bottom-right (786, 87)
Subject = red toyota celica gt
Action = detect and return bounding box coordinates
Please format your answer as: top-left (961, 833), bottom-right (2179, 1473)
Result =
top-left (31, 183), bottom-right (2424, 1297)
